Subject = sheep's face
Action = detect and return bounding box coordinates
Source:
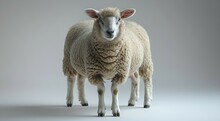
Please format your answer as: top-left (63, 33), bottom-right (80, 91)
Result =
top-left (85, 8), bottom-right (136, 41)
top-left (98, 16), bottom-right (120, 41)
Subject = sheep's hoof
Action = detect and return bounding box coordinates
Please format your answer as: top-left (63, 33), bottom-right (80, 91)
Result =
top-left (67, 103), bottom-right (72, 107)
top-left (144, 105), bottom-right (150, 108)
top-left (128, 103), bottom-right (135, 106)
top-left (81, 103), bottom-right (88, 106)
top-left (113, 112), bottom-right (120, 117)
top-left (98, 113), bottom-right (105, 117)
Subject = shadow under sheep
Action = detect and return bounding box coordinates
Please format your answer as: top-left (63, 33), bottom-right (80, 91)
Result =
top-left (0, 105), bottom-right (142, 118)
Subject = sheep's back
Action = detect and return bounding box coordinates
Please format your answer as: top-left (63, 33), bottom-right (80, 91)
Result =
top-left (124, 21), bottom-right (150, 51)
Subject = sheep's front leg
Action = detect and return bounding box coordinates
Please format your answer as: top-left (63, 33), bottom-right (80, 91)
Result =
top-left (111, 81), bottom-right (120, 117)
top-left (128, 72), bottom-right (140, 106)
top-left (111, 74), bottom-right (125, 117)
top-left (89, 74), bottom-right (106, 117)
top-left (77, 74), bottom-right (88, 106)
top-left (66, 76), bottom-right (75, 107)
top-left (97, 82), bottom-right (105, 117)
top-left (143, 77), bottom-right (153, 108)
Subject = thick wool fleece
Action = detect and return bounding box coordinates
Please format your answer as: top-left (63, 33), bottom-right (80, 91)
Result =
top-left (63, 8), bottom-right (153, 85)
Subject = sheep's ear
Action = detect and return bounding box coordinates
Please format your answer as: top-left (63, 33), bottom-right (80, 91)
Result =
top-left (120, 8), bottom-right (136, 19)
top-left (85, 8), bottom-right (99, 19)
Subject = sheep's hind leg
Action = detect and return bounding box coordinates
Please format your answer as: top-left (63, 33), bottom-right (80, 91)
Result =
top-left (77, 74), bottom-right (88, 106)
top-left (143, 77), bottom-right (153, 108)
top-left (66, 76), bottom-right (76, 107)
top-left (128, 72), bottom-right (140, 106)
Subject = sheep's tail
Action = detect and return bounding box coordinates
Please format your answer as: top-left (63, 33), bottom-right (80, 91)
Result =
top-left (63, 52), bottom-right (77, 77)
top-left (139, 60), bottom-right (153, 79)
top-left (139, 39), bottom-right (153, 79)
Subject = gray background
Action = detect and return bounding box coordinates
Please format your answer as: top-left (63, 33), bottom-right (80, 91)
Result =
top-left (0, 0), bottom-right (220, 121)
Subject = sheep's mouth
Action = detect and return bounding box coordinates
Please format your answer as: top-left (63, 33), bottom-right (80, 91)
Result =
top-left (106, 35), bottom-right (114, 39)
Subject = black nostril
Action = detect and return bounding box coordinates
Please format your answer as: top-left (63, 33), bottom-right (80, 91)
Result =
top-left (106, 30), bottom-right (114, 35)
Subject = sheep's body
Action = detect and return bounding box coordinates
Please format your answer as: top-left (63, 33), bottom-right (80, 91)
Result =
top-left (63, 20), bottom-right (152, 82)
top-left (63, 7), bottom-right (153, 116)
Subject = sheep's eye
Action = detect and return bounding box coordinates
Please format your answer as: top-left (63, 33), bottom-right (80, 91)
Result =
top-left (100, 20), bottom-right (104, 25)
top-left (116, 18), bottom-right (121, 24)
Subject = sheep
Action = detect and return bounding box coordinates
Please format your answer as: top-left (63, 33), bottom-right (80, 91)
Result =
top-left (62, 7), bottom-right (153, 117)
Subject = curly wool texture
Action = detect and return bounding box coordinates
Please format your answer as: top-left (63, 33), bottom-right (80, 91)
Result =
top-left (63, 8), bottom-right (153, 85)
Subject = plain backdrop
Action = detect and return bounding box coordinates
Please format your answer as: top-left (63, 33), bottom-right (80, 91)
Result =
top-left (0, 0), bottom-right (220, 121)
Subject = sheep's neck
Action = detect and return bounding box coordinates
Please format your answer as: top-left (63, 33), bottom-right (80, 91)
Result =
top-left (90, 39), bottom-right (124, 58)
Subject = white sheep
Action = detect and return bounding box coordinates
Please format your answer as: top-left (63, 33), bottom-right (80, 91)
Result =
top-left (62, 7), bottom-right (153, 117)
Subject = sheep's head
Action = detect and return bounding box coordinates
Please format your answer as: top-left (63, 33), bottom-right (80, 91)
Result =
top-left (85, 7), bottom-right (136, 41)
